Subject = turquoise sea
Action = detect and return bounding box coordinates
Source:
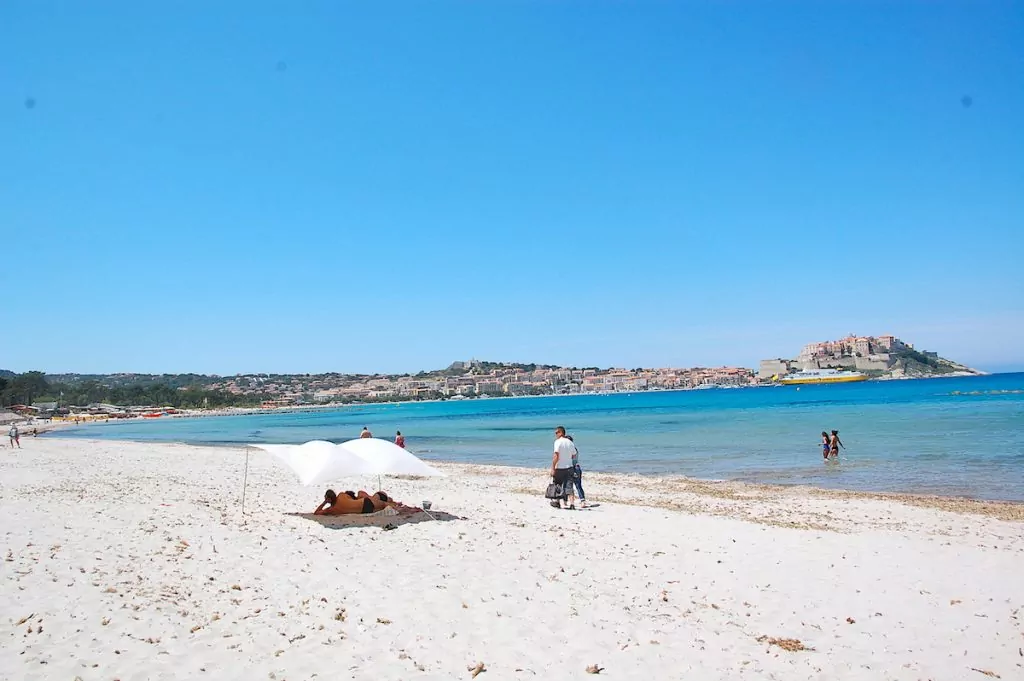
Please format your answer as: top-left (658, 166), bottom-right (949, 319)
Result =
top-left (54, 373), bottom-right (1024, 501)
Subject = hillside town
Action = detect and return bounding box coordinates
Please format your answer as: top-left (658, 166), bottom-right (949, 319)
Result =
top-left (208, 362), bottom-right (757, 407)
top-left (2, 334), bottom-right (981, 419)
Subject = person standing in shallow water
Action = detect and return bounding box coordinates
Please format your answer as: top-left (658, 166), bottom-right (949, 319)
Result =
top-left (394, 431), bottom-right (405, 448)
top-left (821, 431), bottom-right (831, 461)
top-left (829, 430), bottom-right (844, 459)
top-left (360, 426), bottom-right (372, 439)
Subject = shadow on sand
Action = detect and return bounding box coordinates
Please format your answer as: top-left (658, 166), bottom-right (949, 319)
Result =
top-left (286, 510), bottom-right (461, 530)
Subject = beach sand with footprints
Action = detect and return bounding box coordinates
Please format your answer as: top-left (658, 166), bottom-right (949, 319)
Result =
top-left (2, 438), bottom-right (1023, 680)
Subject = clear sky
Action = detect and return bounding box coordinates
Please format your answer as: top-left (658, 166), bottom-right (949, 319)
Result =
top-left (3, 2), bottom-right (1022, 375)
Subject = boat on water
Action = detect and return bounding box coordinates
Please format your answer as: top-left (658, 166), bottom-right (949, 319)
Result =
top-left (778, 369), bottom-right (868, 385)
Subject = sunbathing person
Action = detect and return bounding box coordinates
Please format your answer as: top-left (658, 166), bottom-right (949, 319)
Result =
top-left (344, 490), bottom-right (400, 512)
top-left (373, 493), bottom-right (424, 514)
top-left (313, 489), bottom-right (375, 515)
top-left (365, 491), bottom-right (396, 510)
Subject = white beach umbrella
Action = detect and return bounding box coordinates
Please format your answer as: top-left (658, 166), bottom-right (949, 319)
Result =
top-left (253, 440), bottom-right (378, 486)
top-left (339, 438), bottom-right (447, 477)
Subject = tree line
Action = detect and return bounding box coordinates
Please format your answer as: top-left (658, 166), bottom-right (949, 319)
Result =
top-left (0, 371), bottom-right (266, 409)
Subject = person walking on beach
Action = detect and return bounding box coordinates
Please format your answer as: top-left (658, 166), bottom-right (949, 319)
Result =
top-left (566, 434), bottom-right (587, 508)
top-left (360, 426), bottom-right (373, 439)
top-left (551, 426), bottom-right (577, 510)
top-left (9, 424), bottom-right (21, 449)
top-left (821, 431), bottom-right (831, 461)
top-left (394, 431), bottom-right (406, 448)
top-left (829, 430), bottom-right (843, 459)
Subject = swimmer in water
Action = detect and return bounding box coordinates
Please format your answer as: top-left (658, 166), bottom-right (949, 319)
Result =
top-left (821, 431), bottom-right (831, 461)
top-left (829, 430), bottom-right (843, 460)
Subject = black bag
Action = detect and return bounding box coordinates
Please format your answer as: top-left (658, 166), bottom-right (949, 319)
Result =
top-left (545, 482), bottom-right (564, 499)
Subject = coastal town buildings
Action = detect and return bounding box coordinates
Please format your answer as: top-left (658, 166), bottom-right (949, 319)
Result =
top-left (200, 362), bottom-right (758, 405)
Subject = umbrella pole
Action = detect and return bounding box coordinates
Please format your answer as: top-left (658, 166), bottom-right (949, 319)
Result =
top-left (241, 447), bottom-right (250, 525)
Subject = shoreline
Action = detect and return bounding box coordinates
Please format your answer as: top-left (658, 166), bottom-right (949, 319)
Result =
top-left (41, 429), bottom-right (1024, 507)
top-left (28, 372), bottom-right (1024, 506)
top-left (35, 436), bottom-right (1024, 520)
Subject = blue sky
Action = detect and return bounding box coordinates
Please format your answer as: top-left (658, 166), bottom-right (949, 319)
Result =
top-left (3, 2), bottom-right (1022, 375)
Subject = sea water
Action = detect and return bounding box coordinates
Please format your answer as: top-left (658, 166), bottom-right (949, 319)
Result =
top-left (53, 373), bottom-right (1024, 501)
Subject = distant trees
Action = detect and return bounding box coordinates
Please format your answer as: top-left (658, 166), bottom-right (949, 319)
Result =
top-left (897, 348), bottom-right (948, 372)
top-left (0, 371), bottom-right (264, 409)
top-left (0, 371), bottom-right (50, 406)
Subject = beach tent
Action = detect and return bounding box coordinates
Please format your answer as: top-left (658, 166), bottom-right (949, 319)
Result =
top-left (243, 438), bottom-right (445, 521)
top-left (252, 440), bottom-right (377, 486)
top-left (243, 440), bottom-right (378, 523)
top-left (338, 437), bottom-right (446, 478)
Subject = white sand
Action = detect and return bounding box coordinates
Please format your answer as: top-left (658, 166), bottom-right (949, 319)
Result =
top-left (2, 438), bottom-right (1023, 681)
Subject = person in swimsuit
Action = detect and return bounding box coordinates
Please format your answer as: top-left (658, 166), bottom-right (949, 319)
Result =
top-left (829, 430), bottom-right (843, 459)
top-left (314, 489), bottom-right (375, 515)
top-left (352, 490), bottom-right (399, 512)
top-left (360, 427), bottom-right (373, 439)
top-left (394, 431), bottom-right (405, 448)
top-left (821, 431), bottom-right (831, 460)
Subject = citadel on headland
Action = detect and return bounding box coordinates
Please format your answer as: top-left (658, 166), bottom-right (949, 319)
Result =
top-left (758, 334), bottom-right (979, 381)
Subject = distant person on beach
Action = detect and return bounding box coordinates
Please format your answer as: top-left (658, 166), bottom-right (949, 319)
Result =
top-left (566, 434), bottom-right (587, 508)
top-left (551, 426), bottom-right (577, 510)
top-left (360, 426), bottom-right (372, 439)
top-left (829, 430), bottom-right (844, 459)
top-left (394, 431), bottom-right (405, 448)
top-left (821, 431), bottom-right (831, 461)
top-left (9, 425), bottom-right (20, 449)
top-left (314, 489), bottom-right (375, 515)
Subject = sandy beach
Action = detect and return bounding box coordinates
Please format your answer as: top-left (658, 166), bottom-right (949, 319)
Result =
top-left (2, 439), bottom-right (1023, 681)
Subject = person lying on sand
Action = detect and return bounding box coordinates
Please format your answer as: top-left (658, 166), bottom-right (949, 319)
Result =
top-left (314, 489), bottom-right (376, 515)
top-left (356, 491), bottom-right (424, 513)
top-left (339, 490), bottom-right (396, 512)
top-left (315, 489), bottom-right (423, 516)
top-left (358, 490), bottom-right (396, 512)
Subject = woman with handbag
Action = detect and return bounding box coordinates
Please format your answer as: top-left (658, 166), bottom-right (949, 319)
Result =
top-left (549, 426), bottom-right (577, 510)
top-left (566, 434), bottom-right (587, 508)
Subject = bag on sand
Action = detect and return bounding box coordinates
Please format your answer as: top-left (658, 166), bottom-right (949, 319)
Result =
top-left (544, 482), bottom-right (564, 499)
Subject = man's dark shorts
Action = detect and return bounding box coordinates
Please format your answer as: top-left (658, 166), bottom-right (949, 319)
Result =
top-left (553, 467), bottom-right (574, 498)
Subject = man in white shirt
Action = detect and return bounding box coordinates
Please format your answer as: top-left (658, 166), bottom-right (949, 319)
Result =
top-left (551, 426), bottom-right (577, 510)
